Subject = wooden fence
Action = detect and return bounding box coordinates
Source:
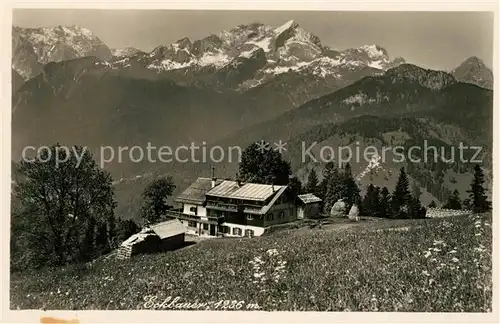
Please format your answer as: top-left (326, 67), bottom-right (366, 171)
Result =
top-left (426, 208), bottom-right (471, 218)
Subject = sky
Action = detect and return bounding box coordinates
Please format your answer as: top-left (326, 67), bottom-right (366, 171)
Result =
top-left (12, 10), bottom-right (494, 71)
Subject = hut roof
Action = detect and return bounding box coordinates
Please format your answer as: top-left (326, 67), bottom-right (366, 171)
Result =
top-left (175, 177), bottom-right (223, 204)
top-left (150, 219), bottom-right (186, 239)
top-left (297, 193), bottom-right (322, 204)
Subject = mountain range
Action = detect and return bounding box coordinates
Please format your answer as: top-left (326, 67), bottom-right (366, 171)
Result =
top-left (11, 20), bottom-right (494, 220)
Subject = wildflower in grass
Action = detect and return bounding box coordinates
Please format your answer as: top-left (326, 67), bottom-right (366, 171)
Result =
top-left (422, 270), bottom-right (430, 276)
top-left (423, 251), bottom-right (432, 258)
top-left (254, 272), bottom-right (265, 278)
top-left (433, 240), bottom-right (444, 245)
top-left (441, 221), bottom-right (451, 228)
top-left (266, 249), bottom-right (279, 257)
top-left (448, 250), bottom-right (457, 254)
top-left (451, 257), bottom-right (459, 263)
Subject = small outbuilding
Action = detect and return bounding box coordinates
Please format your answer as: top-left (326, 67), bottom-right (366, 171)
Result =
top-left (117, 219), bottom-right (186, 260)
top-left (150, 218), bottom-right (186, 251)
top-left (297, 193), bottom-right (322, 219)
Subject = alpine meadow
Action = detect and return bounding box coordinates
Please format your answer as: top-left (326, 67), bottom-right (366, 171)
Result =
top-left (8, 9), bottom-right (494, 316)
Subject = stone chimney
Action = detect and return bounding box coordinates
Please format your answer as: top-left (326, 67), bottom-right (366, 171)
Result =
top-left (211, 166), bottom-right (216, 188)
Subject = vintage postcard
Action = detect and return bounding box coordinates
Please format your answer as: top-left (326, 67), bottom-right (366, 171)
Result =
top-left (2, 1), bottom-right (498, 323)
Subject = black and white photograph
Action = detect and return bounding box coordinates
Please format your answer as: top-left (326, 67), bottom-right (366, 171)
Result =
top-left (2, 2), bottom-right (497, 322)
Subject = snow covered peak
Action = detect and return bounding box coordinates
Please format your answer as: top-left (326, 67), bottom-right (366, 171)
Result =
top-left (112, 47), bottom-right (142, 58)
top-left (219, 22), bottom-right (273, 47)
top-left (358, 44), bottom-right (388, 60)
top-left (12, 25), bottom-right (113, 79)
top-left (274, 20), bottom-right (299, 34)
top-left (108, 19), bottom-right (404, 87)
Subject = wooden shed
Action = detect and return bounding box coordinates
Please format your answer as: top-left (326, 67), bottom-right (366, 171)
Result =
top-left (297, 193), bottom-right (322, 219)
top-left (117, 219), bottom-right (186, 259)
top-left (150, 218), bottom-right (186, 251)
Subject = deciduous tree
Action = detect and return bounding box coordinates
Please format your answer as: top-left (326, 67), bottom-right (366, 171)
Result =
top-left (238, 143), bottom-right (291, 185)
top-left (141, 177), bottom-right (176, 224)
top-left (12, 145), bottom-right (116, 268)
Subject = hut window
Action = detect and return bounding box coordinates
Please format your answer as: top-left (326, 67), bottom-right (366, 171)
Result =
top-left (188, 221), bottom-right (197, 228)
top-left (203, 224), bottom-right (209, 230)
top-left (232, 227), bottom-right (242, 236)
top-left (189, 206), bottom-right (197, 215)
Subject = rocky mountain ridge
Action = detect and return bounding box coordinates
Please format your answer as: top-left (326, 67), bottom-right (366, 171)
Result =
top-left (12, 25), bottom-right (112, 79)
top-left (451, 56), bottom-right (493, 89)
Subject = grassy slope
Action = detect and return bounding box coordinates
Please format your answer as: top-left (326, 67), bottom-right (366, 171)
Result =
top-left (11, 213), bottom-right (492, 312)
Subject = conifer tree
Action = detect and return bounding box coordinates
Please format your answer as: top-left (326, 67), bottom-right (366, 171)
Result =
top-left (318, 161), bottom-right (335, 201)
top-left (362, 184), bottom-right (381, 217)
top-left (341, 163), bottom-right (361, 211)
top-left (372, 186), bottom-right (382, 217)
top-left (324, 166), bottom-right (343, 214)
top-left (443, 189), bottom-right (462, 210)
top-left (392, 167), bottom-right (412, 218)
top-left (306, 168), bottom-right (319, 195)
top-left (409, 195), bottom-right (426, 219)
top-left (379, 186), bottom-right (391, 218)
top-left (289, 176), bottom-right (303, 196)
top-left (467, 164), bottom-right (491, 213)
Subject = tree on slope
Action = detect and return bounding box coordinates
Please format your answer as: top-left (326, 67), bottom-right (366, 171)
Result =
top-left (12, 145), bottom-right (116, 268)
top-left (141, 177), bottom-right (176, 225)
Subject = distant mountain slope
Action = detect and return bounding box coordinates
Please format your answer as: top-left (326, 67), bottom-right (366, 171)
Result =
top-left (12, 25), bottom-right (112, 79)
top-left (217, 64), bottom-right (469, 147)
top-left (451, 56), bottom-right (493, 89)
top-left (286, 115), bottom-right (491, 205)
top-left (11, 56), bottom-right (296, 178)
top-left (211, 64), bottom-right (492, 207)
